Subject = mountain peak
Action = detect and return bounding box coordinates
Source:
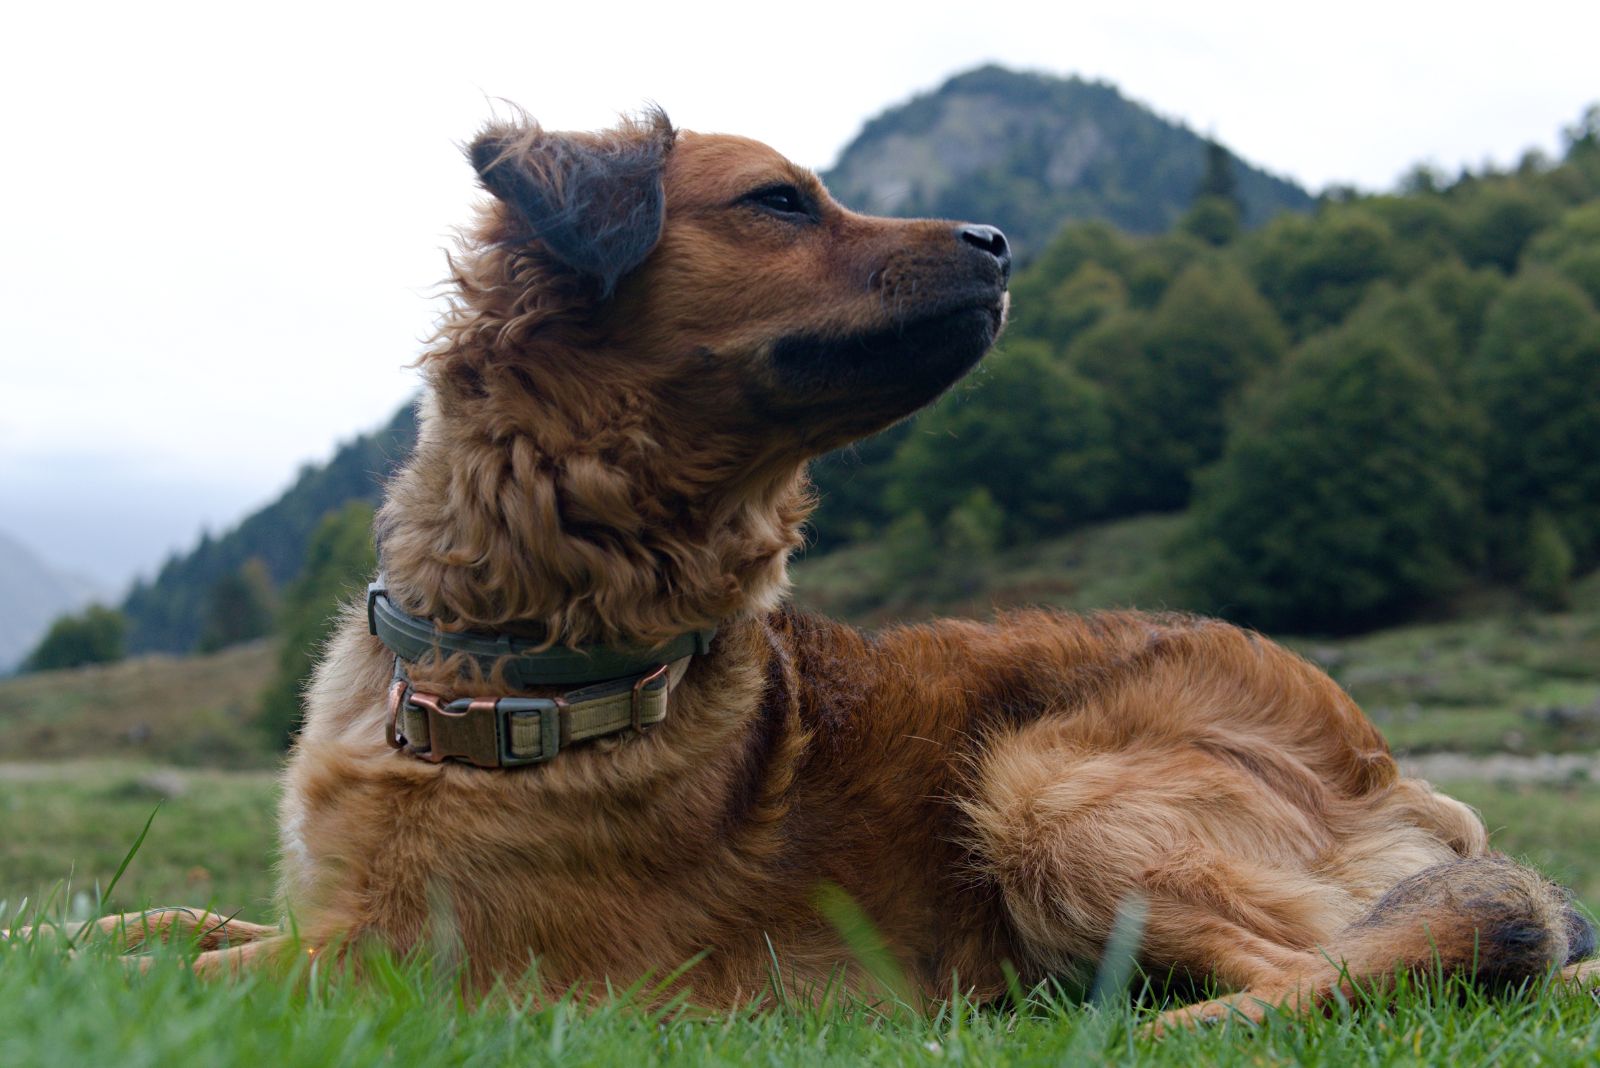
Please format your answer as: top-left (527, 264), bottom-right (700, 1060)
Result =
top-left (824, 65), bottom-right (1313, 255)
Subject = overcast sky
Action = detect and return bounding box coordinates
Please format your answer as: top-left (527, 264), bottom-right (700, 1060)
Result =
top-left (3, 0), bottom-right (1596, 589)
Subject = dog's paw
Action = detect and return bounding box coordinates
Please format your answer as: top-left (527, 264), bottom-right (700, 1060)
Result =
top-left (1141, 994), bottom-right (1272, 1039)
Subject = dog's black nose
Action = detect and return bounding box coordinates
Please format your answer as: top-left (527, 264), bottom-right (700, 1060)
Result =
top-left (959, 224), bottom-right (1011, 281)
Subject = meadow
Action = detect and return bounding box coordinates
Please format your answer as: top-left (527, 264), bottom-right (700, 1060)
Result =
top-left (4, 760), bottom-right (1600, 1067)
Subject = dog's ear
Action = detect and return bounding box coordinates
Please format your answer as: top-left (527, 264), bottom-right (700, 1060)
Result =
top-left (468, 109), bottom-right (675, 296)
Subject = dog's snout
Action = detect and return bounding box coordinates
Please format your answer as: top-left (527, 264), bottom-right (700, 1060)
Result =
top-left (958, 224), bottom-right (1011, 280)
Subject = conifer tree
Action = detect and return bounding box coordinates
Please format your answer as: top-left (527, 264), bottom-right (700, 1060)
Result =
top-left (196, 558), bottom-right (276, 653)
top-left (259, 503), bottom-right (378, 747)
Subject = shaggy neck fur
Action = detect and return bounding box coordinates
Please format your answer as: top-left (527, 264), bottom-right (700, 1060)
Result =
top-left (376, 244), bottom-right (812, 650)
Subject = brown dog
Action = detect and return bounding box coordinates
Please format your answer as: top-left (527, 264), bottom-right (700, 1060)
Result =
top-left (105, 109), bottom-right (1596, 1030)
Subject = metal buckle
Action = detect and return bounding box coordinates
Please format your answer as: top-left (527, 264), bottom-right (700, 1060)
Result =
top-left (404, 693), bottom-right (493, 768)
top-left (397, 690), bottom-right (564, 769)
top-left (385, 679), bottom-right (408, 749)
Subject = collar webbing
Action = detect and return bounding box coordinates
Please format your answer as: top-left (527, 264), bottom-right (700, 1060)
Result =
top-left (384, 655), bottom-right (693, 768)
top-left (366, 577), bottom-right (716, 688)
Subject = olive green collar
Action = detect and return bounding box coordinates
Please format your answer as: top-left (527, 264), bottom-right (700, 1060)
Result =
top-left (365, 577), bottom-right (716, 688)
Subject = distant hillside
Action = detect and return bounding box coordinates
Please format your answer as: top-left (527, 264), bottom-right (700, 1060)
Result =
top-left (0, 638), bottom-right (279, 766)
top-left (823, 65), bottom-right (1315, 256)
top-left (0, 531), bottom-right (105, 672)
top-left (121, 404), bottom-right (418, 653)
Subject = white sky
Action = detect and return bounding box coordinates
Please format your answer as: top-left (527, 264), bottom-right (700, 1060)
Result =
top-left (2, 0), bottom-right (1596, 589)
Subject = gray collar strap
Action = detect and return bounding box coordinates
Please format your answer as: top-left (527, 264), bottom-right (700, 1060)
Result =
top-left (366, 577), bottom-right (715, 769)
top-left (367, 579), bottom-right (715, 687)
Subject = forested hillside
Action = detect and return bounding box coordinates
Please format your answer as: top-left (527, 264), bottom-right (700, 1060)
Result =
top-left (810, 106), bottom-right (1600, 633)
top-left (119, 405), bottom-right (416, 653)
top-left (824, 65), bottom-right (1314, 254)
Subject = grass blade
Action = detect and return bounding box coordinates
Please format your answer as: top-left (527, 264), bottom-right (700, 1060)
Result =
top-left (71, 801), bottom-right (161, 948)
top-left (764, 932), bottom-right (791, 1012)
top-left (812, 881), bottom-right (913, 1011)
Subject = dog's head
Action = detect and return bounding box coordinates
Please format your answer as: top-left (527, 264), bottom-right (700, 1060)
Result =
top-left (389, 110), bottom-right (1010, 641)
top-left (464, 108), bottom-right (1010, 457)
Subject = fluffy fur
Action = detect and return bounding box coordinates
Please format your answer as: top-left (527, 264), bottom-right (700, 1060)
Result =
top-left (97, 110), bottom-right (1596, 1031)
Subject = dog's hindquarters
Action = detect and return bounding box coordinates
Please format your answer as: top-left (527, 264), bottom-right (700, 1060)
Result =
top-left (960, 617), bottom-right (1593, 1029)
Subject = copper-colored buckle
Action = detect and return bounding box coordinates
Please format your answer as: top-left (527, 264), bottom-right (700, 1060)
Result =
top-left (399, 691), bottom-right (569, 768)
top-left (385, 680), bottom-right (408, 749)
top-left (409, 693), bottom-right (503, 768)
top-left (630, 663), bottom-right (669, 734)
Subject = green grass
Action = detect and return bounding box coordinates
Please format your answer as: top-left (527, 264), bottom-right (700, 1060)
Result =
top-left (1291, 604), bottom-right (1600, 756)
top-left (3, 764), bottom-right (1600, 1067)
top-left (0, 763), bottom-right (280, 918)
top-left (792, 513), bottom-right (1186, 625)
top-left (4, 916), bottom-right (1600, 1066)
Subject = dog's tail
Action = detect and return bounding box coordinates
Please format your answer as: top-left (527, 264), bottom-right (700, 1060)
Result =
top-left (1152, 856), bottom-right (1595, 1035)
top-left (1329, 855), bottom-right (1594, 990)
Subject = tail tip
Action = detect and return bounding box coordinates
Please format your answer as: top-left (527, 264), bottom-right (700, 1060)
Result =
top-left (1563, 906), bottom-right (1596, 967)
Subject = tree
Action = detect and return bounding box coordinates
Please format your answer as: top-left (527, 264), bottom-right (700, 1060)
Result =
top-left (1195, 139), bottom-right (1241, 208)
top-left (1026, 262), bottom-right (1129, 348)
top-left (805, 423), bottom-right (913, 553)
top-left (1455, 183), bottom-right (1560, 272)
top-left (1399, 164), bottom-right (1447, 196)
top-left (23, 605), bottom-right (127, 673)
top-left (885, 340), bottom-right (1118, 541)
top-left (1179, 319), bottom-right (1483, 634)
top-left (259, 502), bottom-right (378, 747)
top-left (1071, 263), bottom-right (1288, 513)
top-left (1523, 202), bottom-right (1600, 305)
top-left (1008, 222), bottom-right (1138, 336)
top-left (1467, 271), bottom-right (1600, 567)
top-left (1340, 284), bottom-right (1462, 380)
top-left (1180, 140), bottom-right (1243, 246)
top-left (928, 489), bottom-right (1008, 599)
top-left (1246, 207), bottom-right (1400, 337)
top-left (879, 510), bottom-right (939, 588)
top-left (942, 488), bottom-right (1005, 561)
top-left (1363, 195), bottom-right (1461, 277)
top-left (1180, 197), bottom-right (1241, 247)
top-left (1522, 511), bottom-right (1576, 611)
top-left (1562, 104), bottom-right (1600, 159)
top-left (1412, 259), bottom-right (1505, 358)
top-left (196, 558), bottom-right (276, 653)
top-left (117, 405), bottom-right (415, 654)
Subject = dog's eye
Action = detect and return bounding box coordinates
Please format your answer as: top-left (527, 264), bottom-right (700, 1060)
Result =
top-left (744, 184), bottom-right (812, 220)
